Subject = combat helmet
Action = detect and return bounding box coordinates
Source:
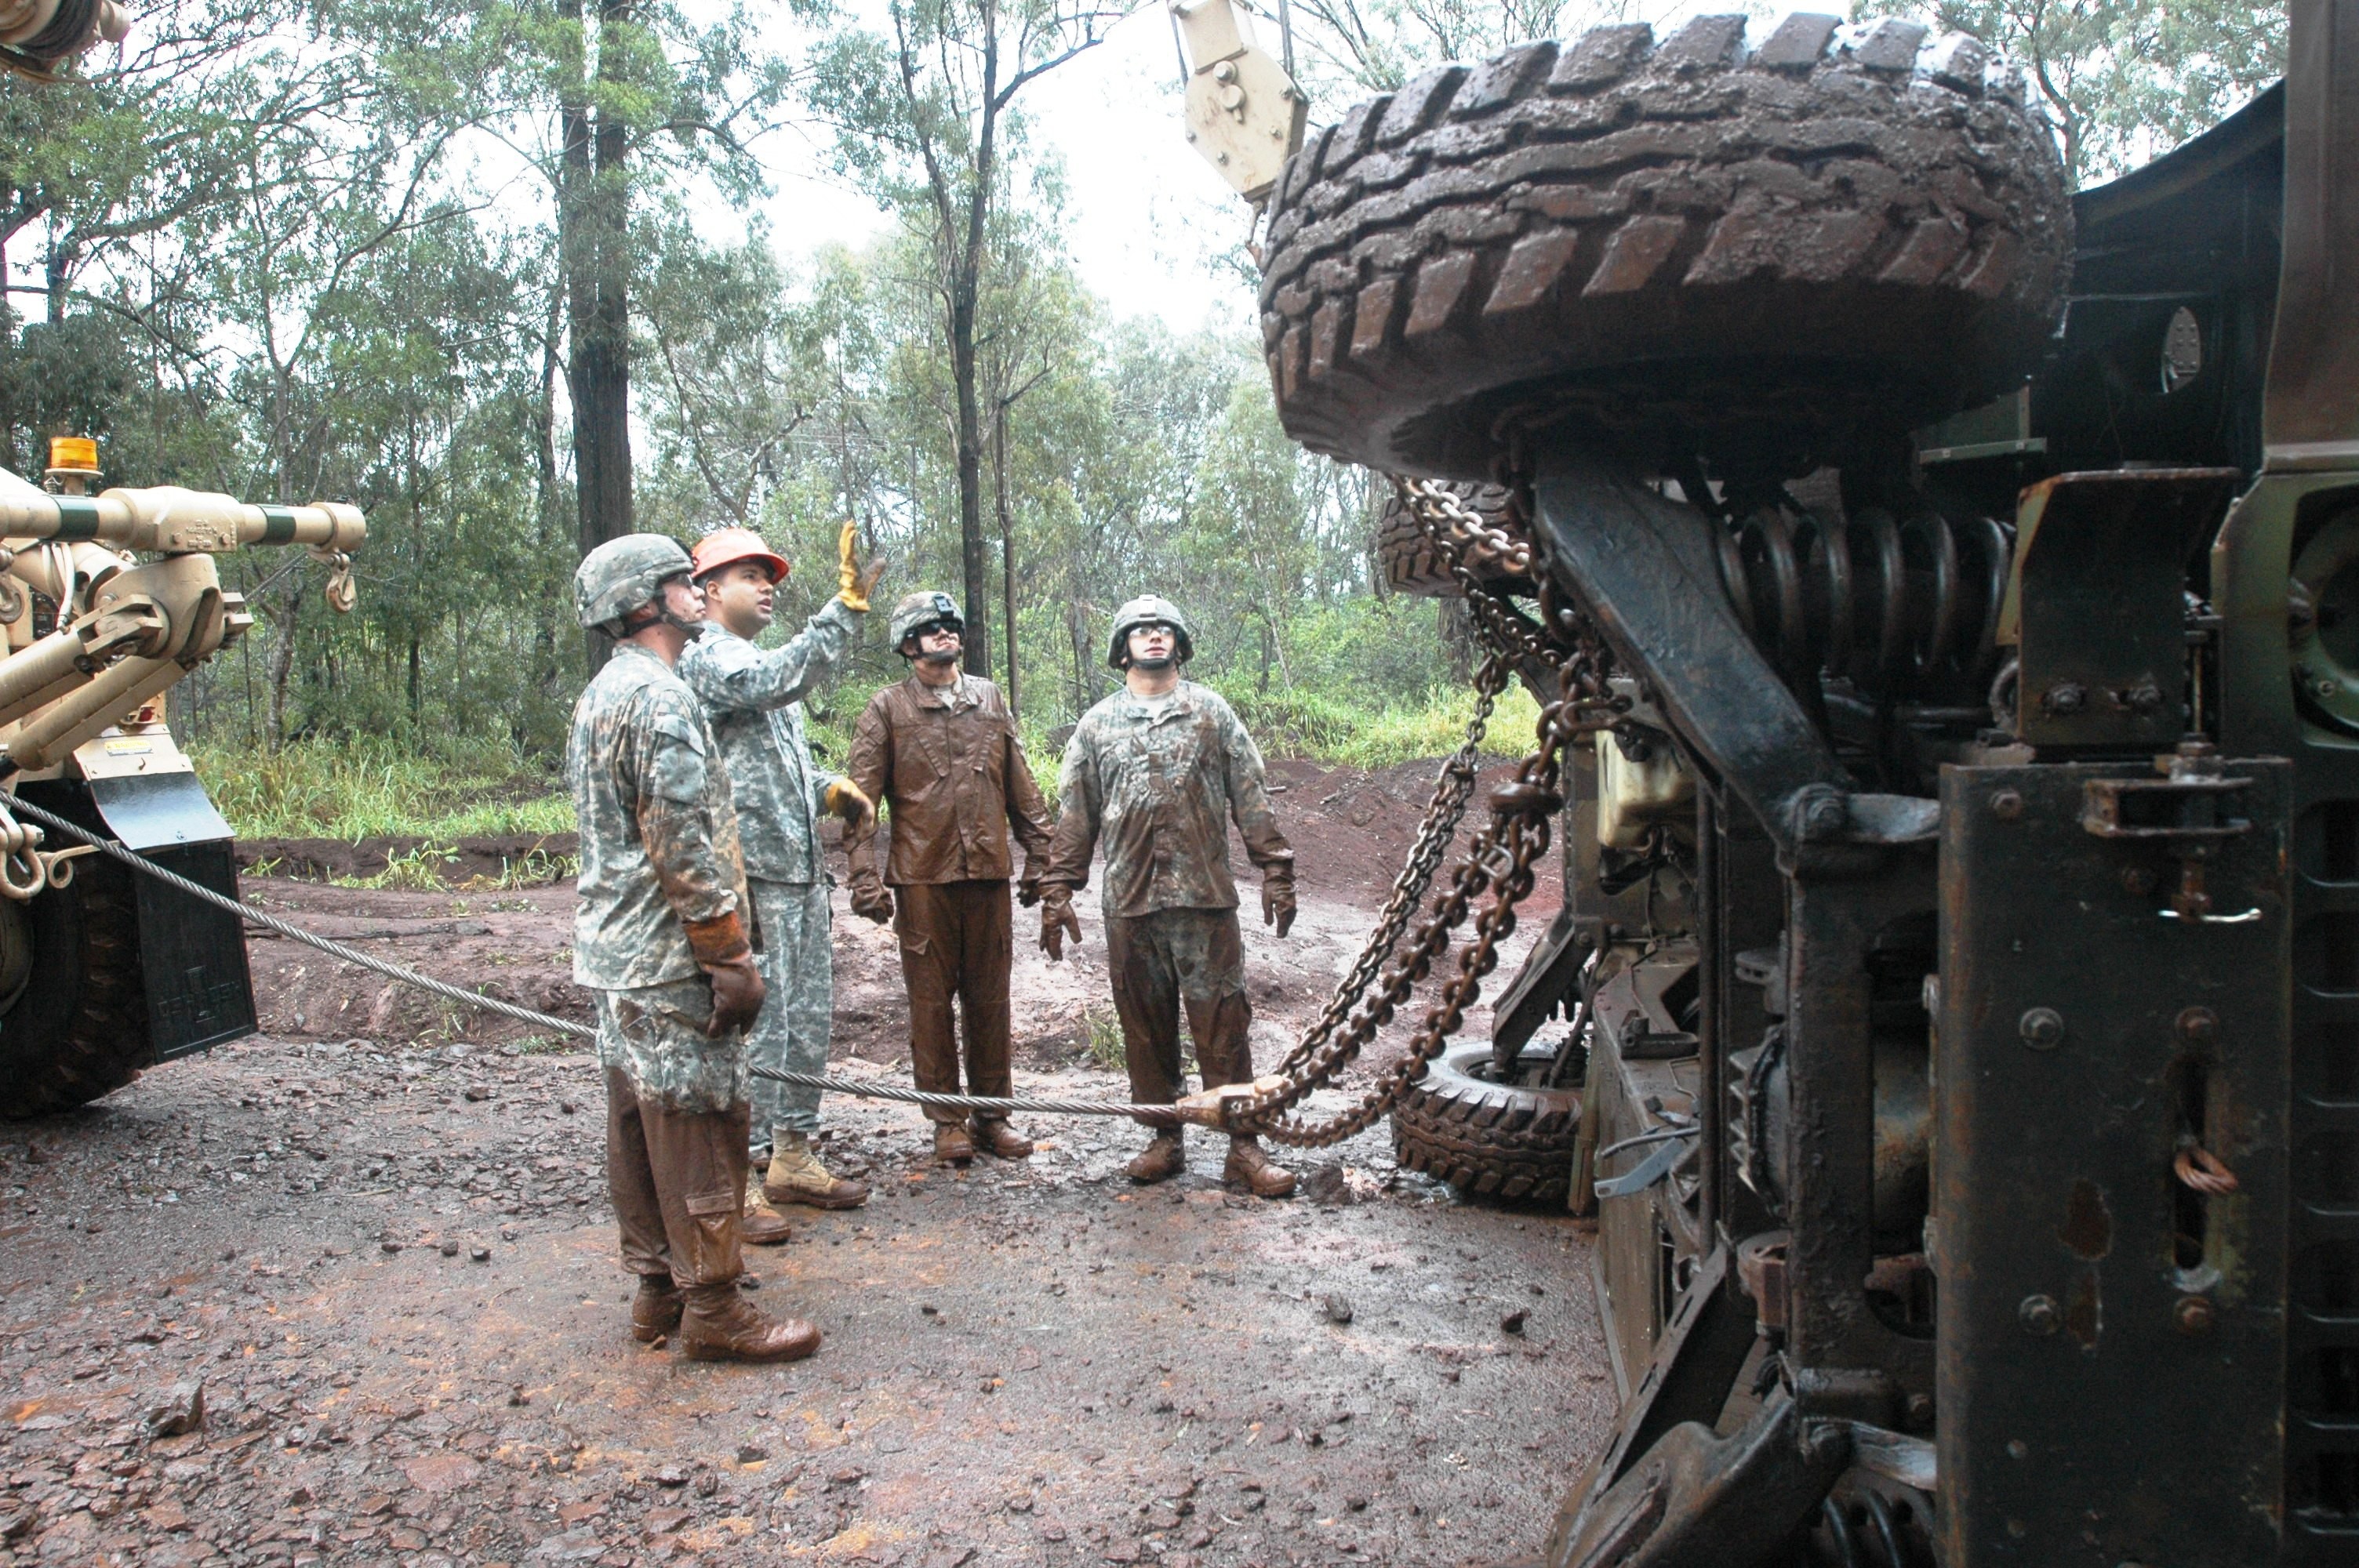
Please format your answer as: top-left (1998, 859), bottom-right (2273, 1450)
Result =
top-left (1106, 595), bottom-right (1194, 669)
top-left (890, 590), bottom-right (964, 652)
top-left (575, 534), bottom-right (694, 631)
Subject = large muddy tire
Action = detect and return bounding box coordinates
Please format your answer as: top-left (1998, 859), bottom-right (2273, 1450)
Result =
top-left (0, 855), bottom-right (152, 1117)
top-left (1376, 480), bottom-right (1524, 597)
top-left (1259, 13), bottom-right (2073, 478)
top-left (1393, 1044), bottom-right (1583, 1203)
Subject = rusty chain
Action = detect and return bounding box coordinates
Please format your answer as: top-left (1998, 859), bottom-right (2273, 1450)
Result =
top-left (3, 471), bottom-right (1623, 1154)
top-left (1234, 477), bottom-right (1619, 1148)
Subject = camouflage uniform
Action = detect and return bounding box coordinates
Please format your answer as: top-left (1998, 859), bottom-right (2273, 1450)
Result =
top-left (675, 600), bottom-right (858, 1150)
top-left (569, 644), bottom-right (751, 1114)
top-left (569, 640), bottom-right (758, 1294)
top-left (1042, 681), bottom-right (1293, 1107)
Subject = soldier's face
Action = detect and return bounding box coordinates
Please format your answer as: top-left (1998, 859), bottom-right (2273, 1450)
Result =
top-left (916, 626), bottom-right (961, 660)
top-left (1127, 624), bottom-right (1177, 669)
top-left (703, 561), bottom-right (776, 638)
top-left (659, 575), bottom-right (707, 625)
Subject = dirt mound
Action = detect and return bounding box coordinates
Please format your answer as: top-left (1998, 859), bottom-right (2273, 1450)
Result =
top-left (231, 754), bottom-right (1562, 1062)
top-left (237, 833), bottom-right (580, 884)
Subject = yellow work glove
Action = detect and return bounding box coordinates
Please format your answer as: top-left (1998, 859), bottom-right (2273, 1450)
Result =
top-left (823, 778), bottom-right (875, 829)
top-left (837, 521), bottom-right (887, 612)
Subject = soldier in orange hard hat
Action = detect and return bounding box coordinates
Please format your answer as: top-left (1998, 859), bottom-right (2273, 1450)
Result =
top-left (678, 523), bottom-right (886, 1214)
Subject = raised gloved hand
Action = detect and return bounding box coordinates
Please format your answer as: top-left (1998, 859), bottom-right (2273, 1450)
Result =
top-left (849, 876), bottom-right (894, 925)
top-left (685, 912), bottom-right (766, 1035)
top-left (1039, 883), bottom-right (1082, 962)
top-left (823, 777), bottom-right (875, 829)
top-left (836, 521), bottom-right (888, 612)
top-left (1261, 873), bottom-right (1296, 938)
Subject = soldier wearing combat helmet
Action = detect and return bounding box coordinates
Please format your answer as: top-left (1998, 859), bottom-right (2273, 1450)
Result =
top-left (676, 522), bottom-right (884, 1213)
top-left (567, 534), bottom-right (819, 1363)
top-left (844, 592), bottom-right (1056, 1165)
top-left (1039, 594), bottom-right (1300, 1197)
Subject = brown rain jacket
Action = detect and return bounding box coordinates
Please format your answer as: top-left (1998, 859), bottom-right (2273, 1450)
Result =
top-left (843, 673), bottom-right (1054, 888)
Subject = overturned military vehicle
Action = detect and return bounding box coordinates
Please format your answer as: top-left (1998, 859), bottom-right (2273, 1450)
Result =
top-left (1258, 2), bottom-right (2350, 1563)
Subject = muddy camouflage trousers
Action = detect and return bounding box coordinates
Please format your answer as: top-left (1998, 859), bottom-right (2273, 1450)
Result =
top-left (1105, 906), bottom-right (1254, 1106)
top-left (605, 1065), bottom-right (750, 1289)
top-left (893, 879), bottom-right (1016, 1125)
top-left (747, 877), bottom-right (834, 1149)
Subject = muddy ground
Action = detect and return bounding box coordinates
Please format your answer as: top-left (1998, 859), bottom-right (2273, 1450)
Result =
top-left (0, 757), bottom-right (1614, 1568)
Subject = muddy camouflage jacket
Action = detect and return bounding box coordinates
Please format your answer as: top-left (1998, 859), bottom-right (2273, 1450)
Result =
top-left (567, 643), bottom-right (748, 991)
top-left (674, 603), bottom-right (856, 885)
top-left (842, 673), bottom-right (1053, 887)
top-left (1044, 681), bottom-right (1292, 916)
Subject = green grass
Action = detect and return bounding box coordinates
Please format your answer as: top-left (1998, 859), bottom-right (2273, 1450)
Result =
top-left (190, 735), bottom-right (573, 840)
top-left (191, 679), bottom-right (1536, 846)
top-left (1206, 680), bottom-right (1544, 771)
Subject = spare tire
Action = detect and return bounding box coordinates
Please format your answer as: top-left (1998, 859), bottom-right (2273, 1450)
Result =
top-left (1393, 1044), bottom-right (1583, 1203)
top-left (1259, 13), bottom-right (2072, 479)
top-left (1376, 480), bottom-right (1522, 597)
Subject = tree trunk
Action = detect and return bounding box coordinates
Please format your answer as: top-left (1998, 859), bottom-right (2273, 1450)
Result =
top-left (994, 399), bottom-right (1017, 718)
top-left (263, 585), bottom-right (300, 751)
top-left (562, 0), bottom-right (635, 671)
top-left (533, 277), bottom-right (566, 701)
top-left (950, 285), bottom-right (988, 677)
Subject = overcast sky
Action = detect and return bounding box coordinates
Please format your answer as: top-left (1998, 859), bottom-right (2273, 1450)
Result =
top-left (753, 0), bottom-right (1267, 337)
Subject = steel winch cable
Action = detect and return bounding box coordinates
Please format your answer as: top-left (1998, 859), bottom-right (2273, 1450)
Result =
top-left (1, 491), bottom-right (1567, 1139)
top-left (0, 793), bottom-right (1197, 1125)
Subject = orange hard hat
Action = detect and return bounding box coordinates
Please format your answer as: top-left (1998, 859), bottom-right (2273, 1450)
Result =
top-left (690, 528), bottom-right (790, 585)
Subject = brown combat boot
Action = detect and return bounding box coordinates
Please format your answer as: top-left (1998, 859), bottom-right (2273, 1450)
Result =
top-left (741, 1201), bottom-right (791, 1247)
top-left (762, 1133), bottom-right (871, 1210)
top-left (934, 1123), bottom-right (975, 1167)
top-left (678, 1283), bottom-right (821, 1363)
top-left (972, 1118), bottom-right (1034, 1160)
top-left (1126, 1130), bottom-right (1186, 1185)
top-left (631, 1275), bottom-right (685, 1343)
top-left (1223, 1137), bottom-right (1296, 1199)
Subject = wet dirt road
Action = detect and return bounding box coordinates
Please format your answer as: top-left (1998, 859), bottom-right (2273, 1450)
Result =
top-left (0, 757), bottom-right (1616, 1567)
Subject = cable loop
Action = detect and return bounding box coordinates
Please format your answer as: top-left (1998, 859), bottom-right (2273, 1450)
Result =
top-left (2175, 1139), bottom-right (2240, 1196)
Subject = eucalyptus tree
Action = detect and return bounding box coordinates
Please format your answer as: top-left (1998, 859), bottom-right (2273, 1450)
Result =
top-left (806, 0), bottom-right (1126, 677)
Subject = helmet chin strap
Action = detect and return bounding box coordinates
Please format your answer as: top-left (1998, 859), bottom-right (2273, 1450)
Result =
top-left (660, 606), bottom-right (707, 639)
top-left (916, 649), bottom-right (959, 666)
top-left (1129, 654), bottom-right (1175, 673)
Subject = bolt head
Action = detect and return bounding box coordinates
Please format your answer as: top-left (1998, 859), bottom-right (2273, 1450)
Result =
top-left (2120, 865), bottom-right (2157, 896)
top-left (1798, 1421), bottom-right (1851, 1467)
top-left (1989, 789), bottom-right (2024, 820)
top-left (2046, 682), bottom-right (2088, 714)
top-left (2174, 1295), bottom-right (2215, 1335)
top-left (2019, 1007), bottom-right (2064, 1051)
top-left (2019, 1294), bottom-right (2061, 1335)
top-left (2176, 1006), bottom-right (2219, 1047)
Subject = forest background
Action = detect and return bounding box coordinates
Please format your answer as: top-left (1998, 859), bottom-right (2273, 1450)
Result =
top-left (0, 0), bottom-right (2287, 840)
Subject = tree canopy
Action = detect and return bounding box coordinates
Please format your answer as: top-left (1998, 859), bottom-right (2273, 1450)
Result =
top-left (0, 0), bottom-right (2288, 773)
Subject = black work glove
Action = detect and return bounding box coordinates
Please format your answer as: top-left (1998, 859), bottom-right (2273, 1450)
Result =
top-left (1040, 884), bottom-right (1082, 962)
top-left (849, 876), bottom-right (894, 925)
top-left (1261, 873), bottom-right (1296, 939)
top-left (703, 956), bottom-right (765, 1036)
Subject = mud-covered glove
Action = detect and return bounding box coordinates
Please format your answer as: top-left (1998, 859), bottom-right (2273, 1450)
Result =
top-left (1260, 872), bottom-right (1296, 938)
top-left (685, 912), bottom-right (766, 1036)
top-left (1016, 873), bottom-right (1041, 909)
top-left (836, 521), bottom-right (887, 612)
top-left (1039, 883), bottom-right (1082, 962)
top-left (849, 875), bottom-right (894, 925)
top-left (823, 777), bottom-right (875, 829)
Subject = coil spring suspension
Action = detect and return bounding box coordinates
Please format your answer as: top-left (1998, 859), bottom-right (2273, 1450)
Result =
top-left (1713, 503), bottom-right (2013, 703)
top-left (1794, 1488), bottom-right (1932, 1567)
